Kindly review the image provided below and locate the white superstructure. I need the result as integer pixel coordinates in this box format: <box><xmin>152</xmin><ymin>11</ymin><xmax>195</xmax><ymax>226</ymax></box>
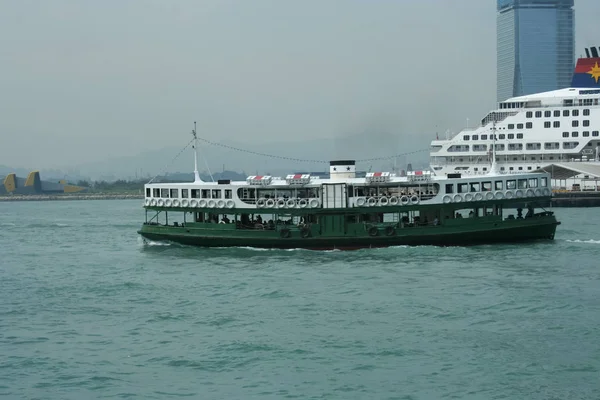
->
<box><xmin>430</xmin><ymin>87</ymin><xmax>600</xmax><ymax>188</ymax></box>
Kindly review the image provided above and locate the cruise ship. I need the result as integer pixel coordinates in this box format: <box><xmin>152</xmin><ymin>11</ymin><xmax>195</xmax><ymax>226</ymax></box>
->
<box><xmin>430</xmin><ymin>47</ymin><xmax>600</xmax><ymax>190</ymax></box>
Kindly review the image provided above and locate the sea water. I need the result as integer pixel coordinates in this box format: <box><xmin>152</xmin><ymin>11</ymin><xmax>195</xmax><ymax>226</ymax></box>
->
<box><xmin>1</xmin><ymin>200</ymin><xmax>599</xmax><ymax>399</ymax></box>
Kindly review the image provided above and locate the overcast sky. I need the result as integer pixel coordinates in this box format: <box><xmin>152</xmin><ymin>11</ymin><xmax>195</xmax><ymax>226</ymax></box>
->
<box><xmin>1</xmin><ymin>0</ymin><xmax>599</xmax><ymax>171</ymax></box>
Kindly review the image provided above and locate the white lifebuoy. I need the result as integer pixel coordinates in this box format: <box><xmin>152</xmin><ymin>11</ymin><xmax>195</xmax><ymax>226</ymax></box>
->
<box><xmin>443</xmin><ymin>195</ymin><xmax>452</xmax><ymax>204</ymax></box>
<box><xmin>298</xmin><ymin>199</ymin><xmax>308</xmax><ymax>208</ymax></box>
<box><xmin>276</xmin><ymin>199</ymin><xmax>286</xmax><ymax>208</ymax></box>
<box><xmin>543</xmin><ymin>188</ymin><xmax>551</xmax><ymax>196</ymax></box>
<box><xmin>226</xmin><ymin>200</ymin><xmax>235</xmax><ymax>209</ymax></box>
<box><xmin>485</xmin><ymin>192</ymin><xmax>494</xmax><ymax>200</ymax></box>
<box><xmin>389</xmin><ymin>196</ymin><xmax>399</xmax><ymax>205</ymax></box>
<box><xmin>145</xmin><ymin>199</ymin><xmax>151</xmax><ymax>206</ymax></box>
<box><xmin>505</xmin><ymin>190</ymin><xmax>514</xmax><ymax>199</ymax></box>
<box><xmin>400</xmin><ymin>196</ymin><xmax>409</xmax><ymax>205</ymax></box>
<box><xmin>474</xmin><ymin>193</ymin><xmax>483</xmax><ymax>201</ymax></box>
<box><xmin>217</xmin><ymin>200</ymin><xmax>225</xmax><ymax>208</ymax></box>
<box><xmin>410</xmin><ymin>195</ymin><xmax>419</xmax><ymax>205</ymax></box>
<box><xmin>367</xmin><ymin>197</ymin><xmax>377</xmax><ymax>207</ymax></box>
<box><xmin>515</xmin><ymin>189</ymin><xmax>524</xmax><ymax>198</ymax></box>
<box><xmin>190</xmin><ymin>199</ymin><xmax>198</xmax><ymax>207</ymax></box>
<box><xmin>181</xmin><ymin>199</ymin><xmax>189</xmax><ymax>207</ymax></box>
<box><xmin>257</xmin><ymin>198</ymin><xmax>266</xmax><ymax>208</ymax></box>
<box><xmin>157</xmin><ymin>199</ymin><xmax>164</xmax><ymax>207</ymax></box>
<box><xmin>495</xmin><ymin>191</ymin><xmax>504</xmax><ymax>200</ymax></box>
<box><xmin>526</xmin><ymin>189</ymin><xmax>535</xmax><ymax>198</ymax></box>
<box><xmin>165</xmin><ymin>199</ymin><xmax>172</xmax><ymax>207</ymax></box>
<box><xmin>309</xmin><ymin>199</ymin><xmax>320</xmax><ymax>208</ymax></box>
<box><xmin>266</xmin><ymin>199</ymin><xmax>275</xmax><ymax>208</ymax></box>
<box><xmin>208</xmin><ymin>200</ymin><xmax>216</xmax><ymax>208</ymax></box>
<box><xmin>198</xmin><ymin>199</ymin><xmax>207</xmax><ymax>207</ymax></box>
<box><xmin>356</xmin><ymin>197</ymin><xmax>366</xmax><ymax>207</ymax></box>
<box><xmin>172</xmin><ymin>199</ymin><xmax>180</xmax><ymax>207</ymax></box>
<box><xmin>535</xmin><ymin>188</ymin><xmax>542</xmax><ymax>197</ymax></box>
<box><xmin>464</xmin><ymin>193</ymin><xmax>474</xmax><ymax>202</ymax></box>
<box><xmin>286</xmin><ymin>199</ymin><xmax>296</xmax><ymax>208</ymax></box>
<box><xmin>150</xmin><ymin>199</ymin><xmax>157</xmax><ymax>206</ymax></box>
<box><xmin>453</xmin><ymin>194</ymin><xmax>463</xmax><ymax>203</ymax></box>
<box><xmin>379</xmin><ymin>197</ymin><xmax>389</xmax><ymax>206</ymax></box>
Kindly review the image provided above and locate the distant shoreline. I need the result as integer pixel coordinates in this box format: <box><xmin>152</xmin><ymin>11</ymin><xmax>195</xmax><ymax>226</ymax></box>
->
<box><xmin>0</xmin><ymin>194</ymin><xmax>143</xmax><ymax>202</ymax></box>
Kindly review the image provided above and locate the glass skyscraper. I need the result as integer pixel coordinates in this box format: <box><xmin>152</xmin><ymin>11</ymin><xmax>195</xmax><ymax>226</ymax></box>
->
<box><xmin>497</xmin><ymin>0</ymin><xmax>574</xmax><ymax>102</ymax></box>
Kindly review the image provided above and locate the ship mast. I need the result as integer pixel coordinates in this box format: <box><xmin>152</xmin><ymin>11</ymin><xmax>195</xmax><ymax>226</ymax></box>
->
<box><xmin>489</xmin><ymin>113</ymin><xmax>499</xmax><ymax>175</ymax></box>
<box><xmin>192</xmin><ymin>121</ymin><xmax>203</xmax><ymax>183</ymax></box>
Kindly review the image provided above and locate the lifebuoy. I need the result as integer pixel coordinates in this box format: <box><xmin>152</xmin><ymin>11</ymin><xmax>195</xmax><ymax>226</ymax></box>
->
<box><xmin>485</xmin><ymin>192</ymin><xmax>494</xmax><ymax>200</ymax></box>
<box><xmin>172</xmin><ymin>199</ymin><xmax>180</xmax><ymax>207</ymax></box>
<box><xmin>389</xmin><ymin>196</ymin><xmax>399</xmax><ymax>205</ymax></box>
<box><xmin>356</xmin><ymin>197</ymin><xmax>366</xmax><ymax>207</ymax></box>
<box><xmin>543</xmin><ymin>188</ymin><xmax>551</xmax><ymax>196</ymax></box>
<box><xmin>453</xmin><ymin>194</ymin><xmax>463</xmax><ymax>203</ymax></box>
<box><xmin>505</xmin><ymin>190</ymin><xmax>514</xmax><ymax>199</ymax></box>
<box><xmin>208</xmin><ymin>200</ymin><xmax>216</xmax><ymax>208</ymax></box>
<box><xmin>226</xmin><ymin>200</ymin><xmax>235</xmax><ymax>209</ymax></box>
<box><xmin>474</xmin><ymin>193</ymin><xmax>483</xmax><ymax>201</ymax></box>
<box><xmin>443</xmin><ymin>195</ymin><xmax>452</xmax><ymax>204</ymax></box>
<box><xmin>150</xmin><ymin>199</ymin><xmax>157</xmax><ymax>206</ymax></box>
<box><xmin>277</xmin><ymin>199</ymin><xmax>286</xmax><ymax>208</ymax></box>
<box><xmin>217</xmin><ymin>200</ymin><xmax>225</xmax><ymax>208</ymax></box>
<box><xmin>368</xmin><ymin>226</ymin><xmax>379</xmax><ymax>236</ymax></box>
<box><xmin>145</xmin><ymin>199</ymin><xmax>151</xmax><ymax>206</ymax></box>
<box><xmin>400</xmin><ymin>196</ymin><xmax>409</xmax><ymax>205</ymax></box>
<box><xmin>367</xmin><ymin>197</ymin><xmax>377</xmax><ymax>207</ymax></box>
<box><xmin>535</xmin><ymin>188</ymin><xmax>542</xmax><ymax>197</ymax></box>
<box><xmin>495</xmin><ymin>191</ymin><xmax>504</xmax><ymax>200</ymax></box>
<box><xmin>379</xmin><ymin>197</ymin><xmax>389</xmax><ymax>206</ymax></box>
<box><xmin>410</xmin><ymin>195</ymin><xmax>419</xmax><ymax>205</ymax></box>
<box><xmin>198</xmin><ymin>199</ymin><xmax>207</xmax><ymax>207</ymax></box>
<box><xmin>280</xmin><ymin>228</ymin><xmax>291</xmax><ymax>238</ymax></box>
<box><xmin>257</xmin><ymin>198</ymin><xmax>266</xmax><ymax>208</ymax></box>
<box><xmin>157</xmin><ymin>199</ymin><xmax>164</xmax><ymax>207</ymax></box>
<box><xmin>286</xmin><ymin>199</ymin><xmax>296</xmax><ymax>208</ymax></box>
<box><xmin>464</xmin><ymin>193</ymin><xmax>473</xmax><ymax>202</ymax></box>
<box><xmin>515</xmin><ymin>189</ymin><xmax>524</xmax><ymax>198</ymax></box>
<box><xmin>309</xmin><ymin>199</ymin><xmax>320</xmax><ymax>208</ymax></box>
<box><xmin>385</xmin><ymin>225</ymin><xmax>395</xmax><ymax>236</ymax></box>
<box><xmin>300</xmin><ymin>227</ymin><xmax>311</xmax><ymax>238</ymax></box>
<box><xmin>526</xmin><ymin>189</ymin><xmax>535</xmax><ymax>197</ymax></box>
<box><xmin>181</xmin><ymin>199</ymin><xmax>189</xmax><ymax>207</ymax></box>
<box><xmin>190</xmin><ymin>199</ymin><xmax>198</xmax><ymax>207</ymax></box>
<box><xmin>266</xmin><ymin>199</ymin><xmax>275</xmax><ymax>208</ymax></box>
<box><xmin>165</xmin><ymin>199</ymin><xmax>172</xmax><ymax>207</ymax></box>
<box><xmin>298</xmin><ymin>199</ymin><xmax>308</xmax><ymax>208</ymax></box>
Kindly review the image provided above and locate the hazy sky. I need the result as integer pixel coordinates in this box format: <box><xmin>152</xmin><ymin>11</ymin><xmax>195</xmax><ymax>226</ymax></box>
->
<box><xmin>1</xmin><ymin>0</ymin><xmax>599</xmax><ymax>172</ymax></box>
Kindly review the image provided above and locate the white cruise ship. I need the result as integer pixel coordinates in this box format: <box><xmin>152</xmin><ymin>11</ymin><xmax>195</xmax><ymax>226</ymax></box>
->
<box><xmin>430</xmin><ymin>49</ymin><xmax>600</xmax><ymax>190</ymax></box>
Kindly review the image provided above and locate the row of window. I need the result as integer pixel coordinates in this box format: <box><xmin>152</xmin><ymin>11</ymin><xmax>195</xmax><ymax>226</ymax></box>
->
<box><xmin>450</xmin><ymin>141</ymin><xmax>585</xmax><ymax>152</ymax></box>
<box><xmin>148</xmin><ymin>188</ymin><xmax>233</xmax><ymax>199</ymax></box>
<box><xmin>527</xmin><ymin>109</ymin><xmax>592</xmax><ymax>118</ymax></box>
<box><xmin>463</xmin><ymin>130</ymin><xmax>600</xmax><ymax>142</ymax></box>
<box><xmin>562</xmin><ymin>131</ymin><xmax>599</xmax><ymax>138</ymax></box>
<box><xmin>445</xmin><ymin>177</ymin><xmax>548</xmax><ymax>194</ymax></box>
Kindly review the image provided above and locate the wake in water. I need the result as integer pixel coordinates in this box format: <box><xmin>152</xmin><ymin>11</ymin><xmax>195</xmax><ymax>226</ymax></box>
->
<box><xmin>565</xmin><ymin>239</ymin><xmax>600</xmax><ymax>244</ymax></box>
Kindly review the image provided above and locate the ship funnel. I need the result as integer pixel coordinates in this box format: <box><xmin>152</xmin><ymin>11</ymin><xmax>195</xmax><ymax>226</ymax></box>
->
<box><xmin>329</xmin><ymin>160</ymin><xmax>356</xmax><ymax>180</ymax></box>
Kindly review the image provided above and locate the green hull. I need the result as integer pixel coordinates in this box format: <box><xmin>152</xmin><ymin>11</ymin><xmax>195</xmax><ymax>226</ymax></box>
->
<box><xmin>138</xmin><ymin>215</ymin><xmax>560</xmax><ymax>250</ymax></box>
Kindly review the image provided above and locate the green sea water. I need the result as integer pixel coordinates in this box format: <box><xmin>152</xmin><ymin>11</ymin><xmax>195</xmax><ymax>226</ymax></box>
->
<box><xmin>1</xmin><ymin>200</ymin><xmax>599</xmax><ymax>399</ymax></box>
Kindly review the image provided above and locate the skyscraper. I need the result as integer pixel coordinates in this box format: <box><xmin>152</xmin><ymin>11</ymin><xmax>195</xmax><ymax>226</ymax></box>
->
<box><xmin>497</xmin><ymin>0</ymin><xmax>574</xmax><ymax>102</ymax></box>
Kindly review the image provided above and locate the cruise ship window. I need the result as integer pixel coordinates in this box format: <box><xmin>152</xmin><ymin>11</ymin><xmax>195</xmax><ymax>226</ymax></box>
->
<box><xmin>583</xmin><ymin>109</ymin><xmax>590</xmax><ymax>116</ymax></box>
<box><xmin>500</xmin><ymin>167</ymin><xmax>505</xmax><ymax>171</ymax></box>
<box><xmin>495</xmin><ymin>181</ymin><xmax>503</xmax><ymax>190</ymax></box>
<box><xmin>181</xmin><ymin>189</ymin><xmax>189</xmax><ymax>198</ymax></box>
<box><xmin>562</xmin><ymin>132</ymin><xmax>569</xmax><ymax>138</ymax></box>
<box><xmin>516</xmin><ymin>133</ymin><xmax>523</xmax><ymax>139</ymax></box>
<box><xmin>146</xmin><ymin>188</ymin><xmax>151</xmax><ymax>197</ymax></box>
<box><xmin>481</xmin><ymin>134</ymin><xmax>488</xmax><ymax>140</ymax></box>
<box><xmin>527</xmin><ymin>167</ymin><xmax>532</xmax><ymax>170</ymax></box>
<box><xmin>535</xmin><ymin>111</ymin><xmax>542</xmax><ymax>118</ymax></box>
<box><xmin>508</xmin><ymin>133</ymin><xmax>514</xmax><ymax>139</ymax></box>
<box><xmin>593</xmin><ymin>131</ymin><xmax>599</xmax><ymax>137</ymax></box>
<box><xmin>463</xmin><ymin>135</ymin><xmax>470</xmax><ymax>140</ymax></box>
<box><xmin>499</xmin><ymin>134</ymin><xmax>505</xmax><ymax>139</ymax></box>
<box><xmin>572</xmin><ymin>132</ymin><xmax>579</xmax><ymax>138</ymax></box>
<box><xmin>544</xmin><ymin>111</ymin><xmax>551</xmax><ymax>118</ymax></box>
<box><xmin>509</xmin><ymin>167</ymin><xmax>514</xmax><ymax>170</ymax></box>
<box><xmin>572</xmin><ymin>110</ymin><xmax>579</xmax><ymax>117</ymax></box>
<box><xmin>583</xmin><ymin>120</ymin><xmax>590</xmax><ymax>127</ymax></box>
<box><xmin>544</xmin><ymin>122</ymin><xmax>551</xmax><ymax>128</ymax></box>
<box><xmin>554</xmin><ymin>110</ymin><xmax>560</xmax><ymax>117</ymax></box>
<box><xmin>170</xmin><ymin>189</ymin><xmax>179</xmax><ymax>198</ymax></box>
<box><xmin>526</xmin><ymin>122</ymin><xmax>532</xmax><ymax>129</ymax></box>
<box><xmin>161</xmin><ymin>189</ymin><xmax>169</xmax><ymax>198</ymax></box>
<box><xmin>526</xmin><ymin>112</ymin><xmax>532</xmax><ymax>118</ymax></box>
<box><xmin>584</xmin><ymin>99</ymin><xmax>593</xmax><ymax>106</ymax></box>
<box><xmin>517</xmin><ymin>123</ymin><xmax>524</xmax><ymax>129</ymax></box>
<box><xmin>472</xmin><ymin>135</ymin><xmax>479</xmax><ymax>140</ymax></box>
<box><xmin>553</xmin><ymin>121</ymin><xmax>560</xmax><ymax>128</ymax></box>
<box><xmin>474</xmin><ymin>167</ymin><xmax>478</xmax><ymax>171</ymax></box>
<box><xmin>572</xmin><ymin>121</ymin><xmax>579</xmax><ymax>127</ymax></box>
<box><xmin>583</xmin><ymin>131</ymin><xmax>590</xmax><ymax>137</ymax></box>
<box><xmin>563</xmin><ymin>110</ymin><xmax>570</xmax><ymax>117</ymax></box>
<box><xmin>518</xmin><ymin>167</ymin><xmax>523</xmax><ymax>171</ymax></box>
<box><xmin>508</xmin><ymin>124</ymin><xmax>514</xmax><ymax>129</ymax></box>
<box><xmin>483</xmin><ymin>167</ymin><xmax>487</xmax><ymax>171</ymax></box>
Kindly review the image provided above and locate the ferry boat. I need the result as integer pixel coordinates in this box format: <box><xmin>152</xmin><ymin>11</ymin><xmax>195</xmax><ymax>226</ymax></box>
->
<box><xmin>138</xmin><ymin>132</ymin><xmax>560</xmax><ymax>250</ymax></box>
<box><xmin>430</xmin><ymin>47</ymin><xmax>600</xmax><ymax>190</ymax></box>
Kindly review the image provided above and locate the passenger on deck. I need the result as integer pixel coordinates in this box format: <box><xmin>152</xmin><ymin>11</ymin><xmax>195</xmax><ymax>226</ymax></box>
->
<box><xmin>433</xmin><ymin>217</ymin><xmax>439</xmax><ymax>226</ymax></box>
<box><xmin>455</xmin><ymin>212</ymin><xmax>462</xmax><ymax>219</ymax></box>
<box><xmin>517</xmin><ymin>208</ymin><xmax>523</xmax><ymax>219</ymax></box>
<box><xmin>525</xmin><ymin>205</ymin><xmax>534</xmax><ymax>218</ymax></box>
<box><xmin>222</xmin><ymin>215</ymin><xmax>230</xmax><ymax>224</ymax></box>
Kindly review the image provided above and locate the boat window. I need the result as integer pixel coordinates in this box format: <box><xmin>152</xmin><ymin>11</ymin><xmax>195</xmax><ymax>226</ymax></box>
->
<box><xmin>146</xmin><ymin>188</ymin><xmax>151</xmax><ymax>197</ymax></box>
<box><xmin>535</xmin><ymin>111</ymin><xmax>542</xmax><ymax>118</ymax></box>
<box><xmin>516</xmin><ymin>133</ymin><xmax>523</xmax><ymax>139</ymax></box>
<box><xmin>153</xmin><ymin>188</ymin><xmax>160</xmax><ymax>197</ymax></box>
<box><xmin>457</xmin><ymin>183</ymin><xmax>468</xmax><ymax>193</ymax></box>
<box><xmin>544</xmin><ymin>122</ymin><xmax>551</xmax><ymax>128</ymax></box>
<box><xmin>554</xmin><ymin>110</ymin><xmax>560</xmax><ymax>117</ymax></box>
<box><xmin>583</xmin><ymin>131</ymin><xmax>590</xmax><ymax>137</ymax></box>
<box><xmin>525</xmin><ymin>122</ymin><xmax>532</xmax><ymax>129</ymax></box>
<box><xmin>170</xmin><ymin>189</ymin><xmax>179</xmax><ymax>198</ymax></box>
<box><xmin>495</xmin><ymin>181</ymin><xmax>503</xmax><ymax>190</ymax></box>
<box><xmin>201</xmin><ymin>189</ymin><xmax>210</xmax><ymax>198</ymax></box>
<box><xmin>212</xmin><ymin>189</ymin><xmax>222</xmax><ymax>199</ymax></box>
<box><xmin>160</xmin><ymin>189</ymin><xmax>169</xmax><ymax>198</ymax></box>
<box><xmin>463</xmin><ymin>135</ymin><xmax>470</xmax><ymax>141</ymax></box>
<box><xmin>593</xmin><ymin>131</ymin><xmax>599</xmax><ymax>137</ymax></box>
<box><xmin>584</xmin><ymin>109</ymin><xmax>590</xmax><ymax>116</ymax></box>
<box><xmin>544</xmin><ymin>111</ymin><xmax>551</xmax><ymax>117</ymax></box>
<box><xmin>572</xmin><ymin>110</ymin><xmax>579</xmax><ymax>117</ymax></box>
<box><xmin>506</xmin><ymin>180</ymin><xmax>516</xmax><ymax>190</ymax></box>
<box><xmin>472</xmin><ymin>135</ymin><xmax>479</xmax><ymax>140</ymax></box>
<box><xmin>181</xmin><ymin>189</ymin><xmax>189</xmax><ymax>198</ymax></box>
<box><xmin>526</xmin><ymin>112</ymin><xmax>532</xmax><ymax>118</ymax></box>
<box><xmin>508</xmin><ymin>124</ymin><xmax>514</xmax><ymax>129</ymax></box>
<box><xmin>481</xmin><ymin>134</ymin><xmax>488</xmax><ymax>140</ymax></box>
<box><xmin>583</xmin><ymin>120</ymin><xmax>590</xmax><ymax>127</ymax></box>
<box><xmin>508</xmin><ymin>134</ymin><xmax>514</xmax><ymax>139</ymax></box>
<box><xmin>541</xmin><ymin>177</ymin><xmax>548</xmax><ymax>187</ymax></box>
<box><xmin>517</xmin><ymin>124</ymin><xmax>524</xmax><ymax>129</ymax></box>
<box><xmin>518</xmin><ymin>179</ymin><xmax>527</xmax><ymax>189</ymax></box>
<box><xmin>482</xmin><ymin>182</ymin><xmax>492</xmax><ymax>191</ymax></box>
<box><xmin>470</xmin><ymin>182</ymin><xmax>480</xmax><ymax>192</ymax></box>
<box><xmin>191</xmin><ymin>189</ymin><xmax>200</xmax><ymax>198</ymax></box>
<box><xmin>445</xmin><ymin>184</ymin><xmax>454</xmax><ymax>194</ymax></box>
<box><xmin>499</xmin><ymin>134</ymin><xmax>505</xmax><ymax>139</ymax></box>
<box><xmin>572</xmin><ymin>121</ymin><xmax>579</xmax><ymax>127</ymax></box>
<box><xmin>224</xmin><ymin>189</ymin><xmax>232</xmax><ymax>199</ymax></box>
<box><xmin>528</xmin><ymin>178</ymin><xmax>538</xmax><ymax>188</ymax></box>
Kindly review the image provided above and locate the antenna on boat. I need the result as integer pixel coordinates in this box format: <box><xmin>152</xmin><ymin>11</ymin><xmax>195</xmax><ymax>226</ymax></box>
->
<box><xmin>489</xmin><ymin>113</ymin><xmax>499</xmax><ymax>175</ymax></box>
<box><xmin>191</xmin><ymin>121</ymin><xmax>203</xmax><ymax>183</ymax></box>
